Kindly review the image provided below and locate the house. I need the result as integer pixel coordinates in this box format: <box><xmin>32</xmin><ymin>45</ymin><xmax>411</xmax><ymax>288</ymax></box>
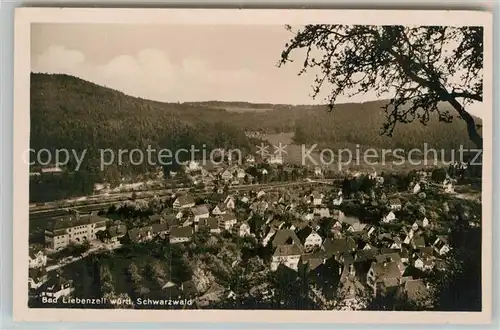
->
<box><xmin>39</xmin><ymin>276</ymin><xmax>74</xmax><ymax>299</ymax></box>
<box><xmin>411</xmin><ymin>236</ymin><xmax>426</xmax><ymax>249</ymax></box>
<box><xmin>271</xmin><ymin>229</ymin><xmax>303</xmax><ymax>249</ymax></box>
<box><xmin>212</xmin><ymin>203</ymin><xmax>228</xmax><ymax>215</ymax></box>
<box><xmin>314</xmin><ymin>167</ymin><xmax>323</xmax><ymax>176</ymax></box>
<box><xmin>313</xmin><ymin>207</ymin><xmax>331</xmax><ymax>219</ymax></box>
<box><xmin>322</xmin><ymin>237</ymin><xmax>356</xmax><ymax>260</ymax></box>
<box><xmin>127</xmin><ymin>226</ymin><xmax>153</xmax><ymax>243</ymax></box>
<box><xmin>224</xmin><ymin>195</ymin><xmax>236</xmax><ymax>209</ymax></box>
<box><xmin>240</xmin><ymin>196</ymin><xmax>250</xmax><ymax>204</ymax></box>
<box><xmin>107</xmin><ymin>224</ymin><xmax>128</xmax><ymax>243</ymax></box>
<box><xmin>197</xmin><ymin>282</ymin><xmax>226</xmax><ymax>307</ymax></box>
<box><xmin>399</xmin><ymin>278</ymin><xmax>432</xmax><ymax>308</ymax></box>
<box><xmin>191</xmin><ymin>204</ymin><xmax>210</xmax><ymax>222</ymax></box>
<box><xmin>433</xmin><ymin>236</ymin><xmax>451</xmax><ymax>256</ymax></box>
<box><xmin>389</xmin><ymin>199</ymin><xmax>402</xmax><ymax>211</ymax></box>
<box><xmin>148</xmin><ymin>214</ymin><xmax>162</xmax><ymax>223</ymax></box>
<box><xmin>309</xmin><ymin>192</ymin><xmax>323</xmax><ymax>206</ymax></box>
<box><xmin>366</xmin><ymin>226</ymin><xmax>376</xmax><ymax>237</ymax></box>
<box><xmin>236</xmin><ymin>221</ymin><xmax>251</xmax><ymax>237</ymax></box>
<box><xmin>271</xmin><ymin>244</ymin><xmax>303</xmax><ymax>271</ymax></box>
<box><xmin>411</xmin><ymin>221</ymin><xmax>420</xmax><ymax>231</ymax></box>
<box><xmin>163</xmin><ymin>213</ymin><xmax>181</xmax><ymax>229</ymax></box>
<box><xmin>185</xmin><ymin>160</ymin><xmax>201</xmax><ymax>172</ymax></box>
<box><xmin>45</xmin><ymin>213</ymin><xmax>107</xmax><ymax>250</ymax></box>
<box><xmin>413</xmin><ymin>182</ymin><xmax>421</xmax><ymax>194</ymax></box>
<box><xmin>332</xmin><ymin>196</ymin><xmax>343</xmax><ymax>206</ymax></box>
<box><xmin>297</xmin><ymin>226</ymin><xmax>323</xmax><ymax>252</ymax></box>
<box><xmin>375</xmin><ymin>253</ymin><xmax>406</xmax><ymax>274</ymax></box>
<box><xmin>414</xmin><ymin>254</ymin><xmax>435</xmax><ymax>271</ymax></box>
<box><xmin>269</xmin><ymin>219</ymin><xmax>286</xmax><ymax>231</ymax></box>
<box><xmin>218</xmin><ymin>212</ymin><xmax>237</xmax><ymax>231</ymax></box>
<box><xmin>169</xmin><ymin>226</ymin><xmax>194</xmax><ymax>244</ymax></box>
<box><xmin>389</xmin><ymin>237</ymin><xmax>402</xmax><ymax>250</ymax></box>
<box><xmin>152</xmin><ymin>222</ymin><xmax>169</xmax><ymax>238</ymax></box>
<box><xmin>29</xmin><ymin>247</ymin><xmax>47</xmax><ymax>269</ymax></box>
<box><xmin>347</xmin><ymin>222</ymin><xmax>367</xmax><ymax>233</ymax></box>
<box><xmin>422</xmin><ymin>217</ymin><xmax>430</xmax><ymax>228</ymax></box>
<box><xmin>267</xmin><ymin>155</ymin><xmax>283</xmax><ymax>165</ymax></box>
<box><xmin>332</xmin><ymin>220</ymin><xmax>343</xmax><ymax>230</ymax></box>
<box><xmin>338</xmin><ymin>213</ymin><xmax>360</xmax><ymax>227</ymax></box>
<box><xmin>299</xmin><ymin>251</ymin><xmax>326</xmax><ymax>273</ymax></box>
<box><xmin>221</xmin><ymin>169</ymin><xmax>233</xmax><ymax>182</ymax></box>
<box><xmin>366</xmin><ymin>259</ymin><xmax>404</xmax><ymax>296</ymax></box>
<box><xmin>303</xmin><ymin>212</ymin><xmax>315</xmax><ymax>221</ymax></box>
<box><xmin>199</xmin><ymin>217</ymin><xmax>221</xmax><ymax>234</ymax></box>
<box><xmin>261</xmin><ymin>168</ymin><xmax>268</xmax><ymax>175</ymax></box>
<box><xmin>235</xmin><ymin>168</ymin><xmax>246</xmax><ymax>179</ymax></box>
<box><xmin>261</xmin><ymin>228</ymin><xmax>277</xmax><ymax>247</ymax></box>
<box><xmin>173</xmin><ymin>195</ymin><xmax>196</xmax><ymax>210</ymax></box>
<box><xmin>399</xmin><ymin>248</ymin><xmax>410</xmax><ymax>264</ymax></box>
<box><xmin>382</xmin><ymin>211</ymin><xmax>396</xmax><ymax>223</ymax></box>
<box><xmin>181</xmin><ymin>280</ymin><xmax>199</xmax><ymax>298</ymax></box>
<box><xmin>257</xmin><ymin>190</ymin><xmax>266</xmax><ymax>199</ymax></box>
<box><xmin>403</xmin><ymin>228</ymin><xmax>415</xmax><ymax>244</ymax></box>
<box><xmin>28</xmin><ymin>268</ymin><xmax>48</xmax><ymax>290</ymax></box>
<box><xmin>245</xmin><ymin>155</ymin><xmax>255</xmax><ymax>164</ymax></box>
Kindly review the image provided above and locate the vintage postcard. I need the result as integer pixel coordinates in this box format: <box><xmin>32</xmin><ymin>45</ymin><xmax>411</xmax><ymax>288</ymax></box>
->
<box><xmin>13</xmin><ymin>7</ymin><xmax>492</xmax><ymax>324</ymax></box>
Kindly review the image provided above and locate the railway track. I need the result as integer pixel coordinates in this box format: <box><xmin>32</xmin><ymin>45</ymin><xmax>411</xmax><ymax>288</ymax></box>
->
<box><xmin>29</xmin><ymin>179</ymin><xmax>339</xmax><ymax>221</ymax></box>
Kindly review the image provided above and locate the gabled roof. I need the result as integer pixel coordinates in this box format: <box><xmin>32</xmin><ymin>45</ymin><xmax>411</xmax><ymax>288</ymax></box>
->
<box><xmin>170</xmin><ymin>226</ymin><xmax>193</xmax><ymax>238</ymax></box>
<box><xmin>322</xmin><ymin>237</ymin><xmax>356</xmax><ymax>256</ymax></box>
<box><xmin>148</xmin><ymin>214</ymin><xmax>162</xmax><ymax>223</ymax></box>
<box><xmin>191</xmin><ymin>204</ymin><xmax>210</xmax><ymax>216</ymax></box>
<box><xmin>175</xmin><ymin>194</ymin><xmax>195</xmax><ymax>206</ymax></box>
<box><xmin>314</xmin><ymin>208</ymin><xmax>331</xmax><ymax>218</ymax></box>
<box><xmin>338</xmin><ymin>214</ymin><xmax>360</xmax><ymax>226</ymax></box>
<box><xmin>271</xmin><ymin>229</ymin><xmax>302</xmax><ymax>248</ymax></box>
<box><xmin>213</xmin><ymin>202</ymin><xmax>228</xmax><ymax>212</ymax></box>
<box><xmin>219</xmin><ymin>212</ymin><xmax>236</xmax><ymax>222</ymax></box>
<box><xmin>296</xmin><ymin>226</ymin><xmax>320</xmax><ymax>244</ymax></box>
<box><xmin>128</xmin><ymin>226</ymin><xmax>153</xmax><ymax>241</ymax></box>
<box><xmin>107</xmin><ymin>224</ymin><xmax>128</xmax><ymax>237</ymax></box>
<box><xmin>311</xmin><ymin>192</ymin><xmax>323</xmax><ymax>199</ymax></box>
<box><xmin>375</xmin><ymin>253</ymin><xmax>402</xmax><ymax>265</ymax></box>
<box><xmin>47</xmin><ymin>214</ymin><xmax>107</xmax><ymax>231</ymax></box>
<box><xmin>29</xmin><ymin>245</ymin><xmax>45</xmax><ymax>259</ymax></box>
<box><xmin>152</xmin><ymin>222</ymin><xmax>168</xmax><ymax>233</ymax></box>
<box><xmin>412</xmin><ymin>236</ymin><xmax>426</xmax><ymax>247</ymax></box>
<box><xmin>403</xmin><ymin>279</ymin><xmax>430</xmax><ymax>302</ymax></box>
<box><xmin>200</xmin><ymin>217</ymin><xmax>219</xmax><ymax>230</ymax></box>
<box><xmin>300</xmin><ymin>251</ymin><xmax>326</xmax><ymax>271</ymax></box>
<box><xmin>273</xmin><ymin>244</ymin><xmax>303</xmax><ymax>257</ymax></box>
<box><xmin>355</xmin><ymin>249</ymin><xmax>378</xmax><ymax>262</ymax></box>
<box><xmin>349</xmin><ymin>222</ymin><xmax>367</xmax><ymax>232</ymax></box>
<box><xmin>370</xmin><ymin>261</ymin><xmax>402</xmax><ymax>281</ymax></box>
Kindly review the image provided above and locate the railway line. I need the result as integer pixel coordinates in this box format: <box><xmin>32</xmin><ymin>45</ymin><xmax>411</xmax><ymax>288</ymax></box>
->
<box><xmin>29</xmin><ymin>179</ymin><xmax>339</xmax><ymax>222</ymax></box>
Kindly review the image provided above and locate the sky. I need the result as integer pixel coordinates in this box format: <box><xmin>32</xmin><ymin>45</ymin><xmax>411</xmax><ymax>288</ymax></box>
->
<box><xmin>31</xmin><ymin>23</ymin><xmax>484</xmax><ymax>117</ymax></box>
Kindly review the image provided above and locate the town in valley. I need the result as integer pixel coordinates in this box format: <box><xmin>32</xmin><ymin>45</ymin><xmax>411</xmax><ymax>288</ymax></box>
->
<box><xmin>28</xmin><ymin>150</ymin><xmax>482</xmax><ymax>311</ymax></box>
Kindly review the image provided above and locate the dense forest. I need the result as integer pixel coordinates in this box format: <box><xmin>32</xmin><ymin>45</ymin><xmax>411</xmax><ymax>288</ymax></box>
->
<box><xmin>30</xmin><ymin>73</ymin><xmax>479</xmax><ymax>201</ymax></box>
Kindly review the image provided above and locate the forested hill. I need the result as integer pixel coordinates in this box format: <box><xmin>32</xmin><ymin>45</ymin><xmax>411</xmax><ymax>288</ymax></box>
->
<box><xmin>190</xmin><ymin>101</ymin><xmax>482</xmax><ymax>151</ymax></box>
<box><xmin>30</xmin><ymin>73</ymin><xmax>254</xmax><ymax>159</ymax></box>
<box><xmin>31</xmin><ymin>73</ymin><xmax>480</xmax><ymax>158</ymax></box>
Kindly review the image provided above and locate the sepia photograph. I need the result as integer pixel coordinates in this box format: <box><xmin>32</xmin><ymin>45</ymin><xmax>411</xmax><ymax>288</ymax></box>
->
<box><xmin>13</xmin><ymin>8</ymin><xmax>492</xmax><ymax>324</ymax></box>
